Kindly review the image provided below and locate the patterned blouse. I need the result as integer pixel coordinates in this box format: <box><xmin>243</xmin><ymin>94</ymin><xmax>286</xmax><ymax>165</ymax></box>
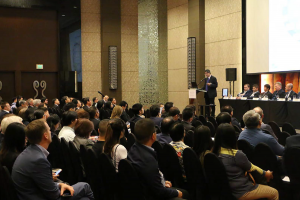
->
<box><xmin>170</xmin><ymin>141</ymin><xmax>190</xmax><ymax>181</ymax></box>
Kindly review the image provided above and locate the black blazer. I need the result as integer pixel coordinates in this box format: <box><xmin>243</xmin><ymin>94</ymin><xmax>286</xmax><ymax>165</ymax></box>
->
<box><xmin>181</xmin><ymin>121</ymin><xmax>195</xmax><ymax>133</ymax></box>
<box><xmin>128</xmin><ymin>142</ymin><xmax>178</xmax><ymax>199</ymax></box>
<box><xmin>201</xmin><ymin>75</ymin><xmax>218</xmax><ymax>98</ymax></box>
<box><xmin>238</xmin><ymin>90</ymin><xmax>253</xmax><ymax>98</ymax></box>
<box><xmin>150</xmin><ymin>117</ymin><xmax>163</xmax><ymax>127</ymax></box>
<box><xmin>261</xmin><ymin>91</ymin><xmax>273</xmax><ymax>99</ymax></box>
<box><xmin>120</xmin><ymin>110</ymin><xmax>130</xmax><ymax>122</ymax></box>
<box><xmin>129</xmin><ymin>115</ymin><xmax>143</xmax><ymax>124</ymax></box>
<box><xmin>0</xmin><ymin>110</ymin><xmax>9</xmax><ymax>119</ymax></box>
<box><xmin>90</xmin><ymin>118</ymin><xmax>100</xmax><ymax>136</ymax></box>
<box><xmin>51</xmin><ymin>105</ymin><xmax>61</xmax><ymax>117</ymax></box>
<box><xmin>273</xmin><ymin>89</ymin><xmax>285</xmax><ymax>99</ymax></box>
<box><xmin>248</xmin><ymin>91</ymin><xmax>260</xmax><ymax>99</ymax></box>
<box><xmin>286</xmin><ymin>90</ymin><xmax>297</xmax><ymax>99</ymax></box>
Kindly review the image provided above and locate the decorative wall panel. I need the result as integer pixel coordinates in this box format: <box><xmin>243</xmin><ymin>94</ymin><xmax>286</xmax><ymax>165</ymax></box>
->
<box><xmin>109</xmin><ymin>46</ymin><xmax>118</xmax><ymax>89</ymax></box>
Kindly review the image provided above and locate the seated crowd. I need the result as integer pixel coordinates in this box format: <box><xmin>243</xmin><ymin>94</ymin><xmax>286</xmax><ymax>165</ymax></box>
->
<box><xmin>1</xmin><ymin>94</ymin><xmax>299</xmax><ymax>200</ymax></box>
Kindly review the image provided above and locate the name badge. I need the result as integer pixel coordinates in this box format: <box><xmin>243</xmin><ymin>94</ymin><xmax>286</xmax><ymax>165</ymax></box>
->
<box><xmin>278</xmin><ymin>98</ymin><xmax>286</xmax><ymax>101</ymax></box>
<box><xmin>230</xmin><ymin>97</ymin><xmax>237</xmax><ymax>100</ymax></box>
<box><xmin>223</xmin><ymin>97</ymin><xmax>229</xmax><ymax>99</ymax></box>
<box><xmin>262</xmin><ymin>97</ymin><xmax>268</xmax><ymax>101</ymax></box>
<box><xmin>241</xmin><ymin>97</ymin><xmax>247</xmax><ymax>100</ymax></box>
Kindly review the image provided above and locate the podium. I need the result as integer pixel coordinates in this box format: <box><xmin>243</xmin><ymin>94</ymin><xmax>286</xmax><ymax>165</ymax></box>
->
<box><xmin>189</xmin><ymin>88</ymin><xmax>215</xmax><ymax>117</ymax></box>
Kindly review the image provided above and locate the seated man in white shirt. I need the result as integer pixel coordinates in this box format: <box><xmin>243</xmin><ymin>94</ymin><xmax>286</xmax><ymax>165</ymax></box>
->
<box><xmin>58</xmin><ymin>111</ymin><xmax>78</xmax><ymax>142</ymax></box>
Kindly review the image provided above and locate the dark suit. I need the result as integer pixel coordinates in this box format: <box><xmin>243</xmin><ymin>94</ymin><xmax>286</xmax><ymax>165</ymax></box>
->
<box><xmin>51</xmin><ymin>105</ymin><xmax>61</xmax><ymax>117</ymax></box>
<box><xmin>231</xmin><ymin>117</ymin><xmax>241</xmax><ymax>130</ymax></box>
<box><xmin>83</xmin><ymin>105</ymin><xmax>90</xmax><ymax>112</ymax></box>
<box><xmin>261</xmin><ymin>123</ymin><xmax>278</xmax><ymax>141</ymax></box>
<box><xmin>0</xmin><ymin>110</ymin><xmax>9</xmax><ymax>119</ymax></box>
<box><xmin>120</xmin><ymin>110</ymin><xmax>130</xmax><ymax>122</ymax></box>
<box><xmin>12</xmin><ymin>144</ymin><xmax>94</xmax><ymax>200</ymax></box>
<box><xmin>90</xmin><ymin>118</ymin><xmax>100</xmax><ymax>136</ymax></box>
<box><xmin>261</xmin><ymin>91</ymin><xmax>273</xmax><ymax>99</ymax></box>
<box><xmin>128</xmin><ymin>142</ymin><xmax>178</xmax><ymax>199</ymax></box>
<box><xmin>285</xmin><ymin>90</ymin><xmax>297</xmax><ymax>99</ymax></box>
<box><xmin>273</xmin><ymin>89</ymin><xmax>286</xmax><ymax>99</ymax></box>
<box><xmin>238</xmin><ymin>90</ymin><xmax>253</xmax><ymax>98</ymax></box>
<box><xmin>248</xmin><ymin>91</ymin><xmax>260</xmax><ymax>99</ymax></box>
<box><xmin>181</xmin><ymin>121</ymin><xmax>195</xmax><ymax>133</ymax></box>
<box><xmin>129</xmin><ymin>115</ymin><xmax>143</xmax><ymax>124</ymax></box>
<box><xmin>150</xmin><ymin>117</ymin><xmax>163</xmax><ymax>127</ymax></box>
<box><xmin>156</xmin><ymin>133</ymin><xmax>172</xmax><ymax>145</ymax></box>
<box><xmin>201</xmin><ymin>75</ymin><xmax>218</xmax><ymax>117</ymax></box>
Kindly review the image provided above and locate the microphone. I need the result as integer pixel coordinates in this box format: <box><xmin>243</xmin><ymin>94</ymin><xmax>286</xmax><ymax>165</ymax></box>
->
<box><xmin>197</xmin><ymin>77</ymin><xmax>206</xmax><ymax>86</ymax></box>
<box><xmin>98</xmin><ymin>91</ymin><xmax>105</xmax><ymax>97</ymax></box>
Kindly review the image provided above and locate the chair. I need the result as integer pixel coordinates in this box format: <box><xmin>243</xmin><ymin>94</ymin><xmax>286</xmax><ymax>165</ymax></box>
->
<box><xmin>155</xmin><ymin>125</ymin><xmax>162</xmax><ymax>134</ymax></box>
<box><xmin>162</xmin><ymin>144</ymin><xmax>185</xmax><ymax>188</ymax></box>
<box><xmin>237</xmin><ymin>140</ymin><xmax>254</xmax><ymax>163</ymax></box>
<box><xmin>87</xmin><ymin>149</ymin><xmax>102</xmax><ymax>200</ymax></box>
<box><xmin>126</xmin><ymin>133</ymin><xmax>136</xmax><ymax>151</ymax></box>
<box><xmin>240</xmin><ymin>119</ymin><xmax>245</xmax><ymax>128</ymax></box>
<box><xmin>144</xmin><ymin>109</ymin><xmax>150</xmax><ymax>118</ymax></box>
<box><xmin>278</xmin><ymin>131</ymin><xmax>290</xmax><ymax>146</ymax></box>
<box><xmin>208</xmin><ymin>116</ymin><xmax>218</xmax><ymax>130</ymax></box>
<box><xmin>47</xmin><ymin>135</ymin><xmax>63</xmax><ymax>169</ymax></box>
<box><xmin>0</xmin><ymin>165</ymin><xmax>19</xmax><ymax>200</ymax></box>
<box><xmin>184</xmin><ymin>130</ymin><xmax>194</xmax><ymax>148</ymax></box>
<box><xmin>118</xmin><ymin>159</ymin><xmax>146</xmax><ymax>200</ymax></box>
<box><xmin>192</xmin><ymin>119</ymin><xmax>202</xmax><ymax>129</ymax></box>
<box><xmin>262</xmin><ymin>129</ymin><xmax>272</xmax><ymax>136</ymax></box>
<box><xmin>151</xmin><ymin>141</ymin><xmax>165</xmax><ymax>174</ymax></box>
<box><xmin>130</xmin><ymin>121</ymin><xmax>135</xmax><ymax>134</ymax></box>
<box><xmin>204</xmin><ymin>153</ymin><xmax>236</xmax><ymax>200</ymax></box>
<box><xmin>233</xmin><ymin>125</ymin><xmax>242</xmax><ymax>133</ymax></box>
<box><xmin>80</xmin><ymin>145</ymin><xmax>91</xmax><ymax>183</ymax></box>
<box><xmin>60</xmin><ymin>138</ymin><xmax>76</xmax><ymax>185</ymax></box>
<box><xmin>99</xmin><ymin>153</ymin><xmax>118</xmax><ymax>200</ymax></box>
<box><xmin>268</xmin><ymin>121</ymin><xmax>281</xmax><ymax>139</ymax></box>
<box><xmin>206</xmin><ymin>121</ymin><xmax>215</xmax><ymax>137</ymax></box>
<box><xmin>183</xmin><ymin>148</ymin><xmax>208</xmax><ymax>200</ymax></box>
<box><xmin>284</xmin><ymin>147</ymin><xmax>300</xmax><ymax>200</ymax></box>
<box><xmin>198</xmin><ymin>115</ymin><xmax>207</xmax><ymax>125</ymax></box>
<box><xmin>282</xmin><ymin>122</ymin><xmax>296</xmax><ymax>136</ymax></box>
<box><xmin>68</xmin><ymin>141</ymin><xmax>84</xmax><ymax>182</ymax></box>
<box><xmin>128</xmin><ymin>108</ymin><xmax>134</xmax><ymax>118</ymax></box>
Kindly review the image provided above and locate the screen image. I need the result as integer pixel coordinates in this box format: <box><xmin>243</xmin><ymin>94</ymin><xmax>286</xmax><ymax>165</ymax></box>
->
<box><xmin>247</xmin><ymin>0</ymin><xmax>300</xmax><ymax>74</ymax></box>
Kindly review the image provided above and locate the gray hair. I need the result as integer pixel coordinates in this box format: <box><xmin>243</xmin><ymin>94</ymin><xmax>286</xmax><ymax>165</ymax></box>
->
<box><xmin>243</xmin><ymin>110</ymin><xmax>261</xmax><ymax>129</ymax></box>
<box><xmin>275</xmin><ymin>82</ymin><xmax>282</xmax><ymax>88</ymax></box>
<box><xmin>1</xmin><ymin>116</ymin><xmax>23</xmax><ymax>134</ymax></box>
<box><xmin>253</xmin><ymin>107</ymin><xmax>263</xmax><ymax>118</ymax></box>
<box><xmin>19</xmin><ymin>100</ymin><xmax>26</xmax><ymax>106</ymax></box>
<box><xmin>287</xmin><ymin>83</ymin><xmax>293</xmax><ymax>89</ymax></box>
<box><xmin>33</xmin><ymin>99</ymin><xmax>41</xmax><ymax>106</ymax></box>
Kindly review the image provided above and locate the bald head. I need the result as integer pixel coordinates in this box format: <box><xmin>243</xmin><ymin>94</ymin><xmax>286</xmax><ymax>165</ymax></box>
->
<box><xmin>286</xmin><ymin>83</ymin><xmax>293</xmax><ymax>92</ymax></box>
<box><xmin>161</xmin><ymin>117</ymin><xmax>175</xmax><ymax>134</ymax></box>
<box><xmin>253</xmin><ymin>107</ymin><xmax>264</xmax><ymax>119</ymax></box>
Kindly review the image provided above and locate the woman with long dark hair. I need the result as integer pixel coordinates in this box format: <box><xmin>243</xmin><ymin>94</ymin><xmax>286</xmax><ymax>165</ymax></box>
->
<box><xmin>103</xmin><ymin>118</ymin><xmax>127</xmax><ymax>172</ymax></box>
<box><xmin>212</xmin><ymin>124</ymin><xmax>278</xmax><ymax>200</ymax></box>
<box><xmin>0</xmin><ymin>123</ymin><xmax>26</xmax><ymax>173</ymax></box>
<box><xmin>103</xmin><ymin>101</ymin><xmax>113</xmax><ymax>119</ymax></box>
<box><xmin>193</xmin><ymin>125</ymin><xmax>213</xmax><ymax>166</ymax></box>
<box><xmin>46</xmin><ymin>114</ymin><xmax>61</xmax><ymax>136</ymax></box>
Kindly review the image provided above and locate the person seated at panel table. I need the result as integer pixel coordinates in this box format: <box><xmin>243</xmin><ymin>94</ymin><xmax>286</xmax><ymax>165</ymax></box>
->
<box><xmin>248</xmin><ymin>84</ymin><xmax>260</xmax><ymax>99</ymax></box>
<box><xmin>272</xmin><ymin>82</ymin><xmax>286</xmax><ymax>99</ymax></box>
<box><xmin>285</xmin><ymin>83</ymin><xmax>297</xmax><ymax>99</ymax></box>
<box><xmin>260</xmin><ymin>84</ymin><xmax>273</xmax><ymax>99</ymax></box>
<box><xmin>237</xmin><ymin>84</ymin><xmax>252</xmax><ymax>98</ymax></box>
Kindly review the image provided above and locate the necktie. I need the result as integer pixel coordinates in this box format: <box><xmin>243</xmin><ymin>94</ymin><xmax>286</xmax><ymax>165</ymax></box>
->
<box><xmin>206</xmin><ymin>78</ymin><xmax>210</xmax><ymax>91</ymax></box>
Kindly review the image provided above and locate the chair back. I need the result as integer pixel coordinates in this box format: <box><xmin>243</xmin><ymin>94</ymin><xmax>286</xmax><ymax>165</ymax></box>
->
<box><xmin>208</xmin><ymin>116</ymin><xmax>218</xmax><ymax>130</ymax></box>
<box><xmin>99</xmin><ymin>153</ymin><xmax>118</xmax><ymax>200</ymax></box>
<box><xmin>237</xmin><ymin>140</ymin><xmax>254</xmax><ymax>163</ymax></box>
<box><xmin>60</xmin><ymin>138</ymin><xmax>76</xmax><ymax>185</ymax></box>
<box><xmin>126</xmin><ymin>133</ymin><xmax>136</xmax><ymax>151</ymax></box>
<box><xmin>0</xmin><ymin>165</ymin><xmax>19</xmax><ymax>200</ymax></box>
<box><xmin>87</xmin><ymin>149</ymin><xmax>102</xmax><ymax>200</ymax></box>
<box><xmin>278</xmin><ymin>131</ymin><xmax>290</xmax><ymax>146</ymax></box>
<box><xmin>128</xmin><ymin>108</ymin><xmax>134</xmax><ymax>118</ymax></box>
<box><xmin>240</xmin><ymin>119</ymin><xmax>245</xmax><ymax>128</ymax></box>
<box><xmin>233</xmin><ymin>125</ymin><xmax>241</xmax><ymax>133</ymax></box>
<box><xmin>268</xmin><ymin>121</ymin><xmax>281</xmax><ymax>139</ymax></box>
<box><xmin>204</xmin><ymin>153</ymin><xmax>236</xmax><ymax>200</ymax></box>
<box><xmin>162</xmin><ymin>144</ymin><xmax>185</xmax><ymax>187</ymax></box>
<box><xmin>68</xmin><ymin>141</ymin><xmax>84</xmax><ymax>182</ymax></box>
<box><xmin>206</xmin><ymin>121</ymin><xmax>215</xmax><ymax>137</ymax></box>
<box><xmin>144</xmin><ymin>109</ymin><xmax>150</xmax><ymax>118</ymax></box>
<box><xmin>47</xmin><ymin>135</ymin><xmax>63</xmax><ymax>169</ymax></box>
<box><xmin>183</xmin><ymin>148</ymin><xmax>207</xmax><ymax>200</ymax></box>
<box><xmin>284</xmin><ymin>147</ymin><xmax>300</xmax><ymax>185</ymax></box>
<box><xmin>198</xmin><ymin>115</ymin><xmax>207</xmax><ymax>125</ymax></box>
<box><xmin>151</xmin><ymin>141</ymin><xmax>165</xmax><ymax>174</ymax></box>
<box><xmin>192</xmin><ymin>119</ymin><xmax>202</xmax><ymax>129</ymax></box>
<box><xmin>80</xmin><ymin>145</ymin><xmax>91</xmax><ymax>182</ymax></box>
<box><xmin>155</xmin><ymin>125</ymin><xmax>162</xmax><ymax>134</ymax></box>
<box><xmin>118</xmin><ymin>159</ymin><xmax>145</xmax><ymax>200</ymax></box>
<box><xmin>130</xmin><ymin>121</ymin><xmax>135</xmax><ymax>134</ymax></box>
<box><xmin>282</xmin><ymin>122</ymin><xmax>296</xmax><ymax>136</ymax></box>
<box><xmin>184</xmin><ymin>130</ymin><xmax>194</xmax><ymax>148</ymax></box>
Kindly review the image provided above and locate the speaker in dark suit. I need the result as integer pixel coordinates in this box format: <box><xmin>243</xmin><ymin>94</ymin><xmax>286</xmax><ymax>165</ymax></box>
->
<box><xmin>261</xmin><ymin>84</ymin><xmax>273</xmax><ymax>99</ymax></box>
<box><xmin>201</xmin><ymin>69</ymin><xmax>218</xmax><ymax>117</ymax></box>
<box><xmin>285</xmin><ymin>83</ymin><xmax>297</xmax><ymax>99</ymax></box>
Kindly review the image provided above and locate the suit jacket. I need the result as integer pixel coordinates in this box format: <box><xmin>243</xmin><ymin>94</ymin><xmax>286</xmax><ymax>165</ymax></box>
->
<box><xmin>90</xmin><ymin>118</ymin><xmax>100</xmax><ymax>136</ymax></box>
<box><xmin>285</xmin><ymin>90</ymin><xmax>297</xmax><ymax>99</ymax></box>
<box><xmin>12</xmin><ymin>145</ymin><xmax>61</xmax><ymax>200</ymax></box>
<box><xmin>273</xmin><ymin>89</ymin><xmax>286</xmax><ymax>99</ymax></box>
<box><xmin>120</xmin><ymin>110</ymin><xmax>130</xmax><ymax>122</ymax></box>
<box><xmin>150</xmin><ymin>117</ymin><xmax>163</xmax><ymax>127</ymax></box>
<box><xmin>83</xmin><ymin>105</ymin><xmax>90</xmax><ymax>112</ymax></box>
<box><xmin>248</xmin><ymin>91</ymin><xmax>260</xmax><ymax>99</ymax></box>
<box><xmin>128</xmin><ymin>142</ymin><xmax>178</xmax><ymax>199</ymax></box>
<box><xmin>181</xmin><ymin>121</ymin><xmax>195</xmax><ymax>133</ymax></box>
<box><xmin>261</xmin><ymin>91</ymin><xmax>273</xmax><ymax>99</ymax></box>
<box><xmin>51</xmin><ymin>105</ymin><xmax>61</xmax><ymax>117</ymax></box>
<box><xmin>0</xmin><ymin>110</ymin><xmax>9</xmax><ymax>119</ymax></box>
<box><xmin>201</xmin><ymin>75</ymin><xmax>218</xmax><ymax>98</ymax></box>
<box><xmin>129</xmin><ymin>115</ymin><xmax>143</xmax><ymax>124</ymax></box>
<box><xmin>238</xmin><ymin>90</ymin><xmax>253</xmax><ymax>98</ymax></box>
<box><xmin>231</xmin><ymin>117</ymin><xmax>242</xmax><ymax>130</ymax></box>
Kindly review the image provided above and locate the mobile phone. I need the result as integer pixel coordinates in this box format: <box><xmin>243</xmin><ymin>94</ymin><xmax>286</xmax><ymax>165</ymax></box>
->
<box><xmin>55</xmin><ymin>169</ymin><xmax>62</xmax><ymax>175</ymax></box>
<box><xmin>62</xmin><ymin>192</ymin><xmax>72</xmax><ymax>197</ymax></box>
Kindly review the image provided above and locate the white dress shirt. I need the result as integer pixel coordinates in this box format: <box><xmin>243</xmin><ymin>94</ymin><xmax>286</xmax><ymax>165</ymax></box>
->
<box><xmin>58</xmin><ymin>126</ymin><xmax>75</xmax><ymax>142</ymax></box>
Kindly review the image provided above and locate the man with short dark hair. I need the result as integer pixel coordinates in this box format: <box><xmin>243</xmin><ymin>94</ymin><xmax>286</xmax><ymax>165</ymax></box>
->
<box><xmin>161</xmin><ymin>102</ymin><xmax>173</xmax><ymax>118</ymax></box>
<box><xmin>58</xmin><ymin>111</ymin><xmax>78</xmax><ymax>142</ymax></box>
<box><xmin>119</xmin><ymin>101</ymin><xmax>130</xmax><ymax>122</ymax></box>
<box><xmin>128</xmin><ymin>119</ymin><xmax>187</xmax><ymax>199</ymax></box>
<box><xmin>216</xmin><ymin>112</ymin><xmax>232</xmax><ymax>125</ymax></box>
<box><xmin>92</xmin><ymin>97</ymin><xmax>98</xmax><ymax>107</ymax></box>
<box><xmin>63</xmin><ymin>102</ymin><xmax>76</xmax><ymax>112</ymax></box>
<box><xmin>221</xmin><ymin>105</ymin><xmax>241</xmax><ymax>130</ymax></box>
<box><xmin>41</xmin><ymin>97</ymin><xmax>49</xmax><ymax>106</ymax></box>
<box><xmin>261</xmin><ymin>84</ymin><xmax>273</xmax><ymax>99</ymax></box>
<box><xmin>129</xmin><ymin>103</ymin><xmax>144</xmax><ymax>123</ymax></box>
<box><xmin>181</xmin><ymin>108</ymin><xmax>194</xmax><ymax>133</ymax></box>
<box><xmin>169</xmin><ymin>107</ymin><xmax>180</xmax><ymax>122</ymax></box>
<box><xmin>93</xmin><ymin>119</ymin><xmax>109</xmax><ymax>157</ymax></box>
<box><xmin>83</xmin><ymin>97</ymin><xmax>92</xmax><ymax>111</ymax></box>
<box><xmin>238</xmin><ymin>110</ymin><xmax>284</xmax><ymax>156</ymax></box>
<box><xmin>51</xmin><ymin>98</ymin><xmax>61</xmax><ymax>116</ymax></box>
<box><xmin>150</xmin><ymin>104</ymin><xmax>163</xmax><ymax>127</ymax></box>
<box><xmin>12</xmin><ymin>119</ymin><xmax>94</xmax><ymax>200</ymax></box>
<box><xmin>248</xmin><ymin>84</ymin><xmax>260</xmax><ymax>99</ymax></box>
<box><xmin>238</xmin><ymin>84</ymin><xmax>252</xmax><ymax>98</ymax></box>
<box><xmin>201</xmin><ymin>69</ymin><xmax>218</xmax><ymax>117</ymax></box>
<box><xmin>60</xmin><ymin>96</ymin><xmax>70</xmax><ymax>109</ymax></box>
<box><xmin>0</xmin><ymin>101</ymin><xmax>11</xmax><ymax>118</ymax></box>
<box><xmin>156</xmin><ymin>117</ymin><xmax>175</xmax><ymax>145</ymax></box>
<box><xmin>89</xmin><ymin>107</ymin><xmax>100</xmax><ymax>136</ymax></box>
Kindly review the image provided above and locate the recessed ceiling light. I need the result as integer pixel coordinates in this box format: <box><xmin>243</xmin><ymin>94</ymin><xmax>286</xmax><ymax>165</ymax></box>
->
<box><xmin>62</xmin><ymin>14</ymin><xmax>66</xmax><ymax>17</ymax></box>
<box><xmin>74</xmin><ymin>6</ymin><xmax>77</xmax><ymax>9</ymax></box>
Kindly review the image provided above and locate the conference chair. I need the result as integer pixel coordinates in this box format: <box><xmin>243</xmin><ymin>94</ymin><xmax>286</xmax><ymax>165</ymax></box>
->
<box><xmin>87</xmin><ymin>149</ymin><xmax>102</xmax><ymax>200</ymax></box>
<box><xmin>240</xmin><ymin>119</ymin><xmax>245</xmax><ymax>128</ymax></box>
<box><xmin>204</xmin><ymin>153</ymin><xmax>236</xmax><ymax>200</ymax></box>
<box><xmin>60</xmin><ymin>138</ymin><xmax>76</xmax><ymax>185</ymax></box>
<box><xmin>126</xmin><ymin>133</ymin><xmax>136</xmax><ymax>151</ymax></box>
<box><xmin>268</xmin><ymin>121</ymin><xmax>281</xmax><ymax>139</ymax></box>
<box><xmin>68</xmin><ymin>141</ymin><xmax>84</xmax><ymax>182</ymax></box>
<box><xmin>233</xmin><ymin>125</ymin><xmax>242</xmax><ymax>133</ymax></box>
<box><xmin>151</xmin><ymin>141</ymin><xmax>165</xmax><ymax>174</ymax></box>
<box><xmin>237</xmin><ymin>139</ymin><xmax>254</xmax><ymax>163</ymax></box>
<box><xmin>155</xmin><ymin>125</ymin><xmax>162</xmax><ymax>134</ymax></box>
<box><xmin>162</xmin><ymin>144</ymin><xmax>185</xmax><ymax>188</ymax></box>
<box><xmin>184</xmin><ymin>130</ymin><xmax>194</xmax><ymax>148</ymax></box>
<box><xmin>130</xmin><ymin>121</ymin><xmax>135</xmax><ymax>134</ymax></box>
<box><xmin>118</xmin><ymin>159</ymin><xmax>146</xmax><ymax>200</ymax></box>
<box><xmin>0</xmin><ymin>165</ymin><xmax>19</xmax><ymax>200</ymax></box>
<box><xmin>206</xmin><ymin>121</ymin><xmax>215</xmax><ymax>137</ymax></box>
<box><xmin>183</xmin><ymin>148</ymin><xmax>208</xmax><ymax>200</ymax></box>
<box><xmin>128</xmin><ymin>108</ymin><xmax>134</xmax><ymax>118</ymax></box>
<box><xmin>284</xmin><ymin>147</ymin><xmax>300</xmax><ymax>200</ymax></box>
<box><xmin>198</xmin><ymin>115</ymin><xmax>207</xmax><ymax>125</ymax></box>
<box><xmin>191</xmin><ymin>119</ymin><xmax>202</xmax><ymax>129</ymax></box>
<box><xmin>208</xmin><ymin>116</ymin><xmax>218</xmax><ymax>130</ymax></box>
<box><xmin>47</xmin><ymin>134</ymin><xmax>63</xmax><ymax>169</ymax></box>
<box><xmin>99</xmin><ymin>153</ymin><xmax>118</xmax><ymax>200</ymax></box>
<box><xmin>282</xmin><ymin>122</ymin><xmax>296</xmax><ymax>136</ymax></box>
<box><xmin>278</xmin><ymin>131</ymin><xmax>291</xmax><ymax>146</ymax></box>
<box><xmin>79</xmin><ymin>145</ymin><xmax>91</xmax><ymax>183</ymax></box>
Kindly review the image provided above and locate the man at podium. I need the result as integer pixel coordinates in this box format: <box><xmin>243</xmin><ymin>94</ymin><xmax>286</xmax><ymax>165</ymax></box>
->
<box><xmin>201</xmin><ymin>69</ymin><xmax>218</xmax><ymax>117</ymax></box>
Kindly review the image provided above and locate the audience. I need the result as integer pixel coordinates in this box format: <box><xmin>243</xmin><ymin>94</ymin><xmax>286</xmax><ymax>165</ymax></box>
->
<box><xmin>82</xmin><ymin>97</ymin><xmax>92</xmax><ymax>111</ymax></box>
<box><xmin>72</xmin><ymin>98</ymin><xmax>82</xmax><ymax>110</ymax></box>
<box><xmin>253</xmin><ymin>107</ymin><xmax>278</xmax><ymax>140</ymax></box>
<box><xmin>169</xmin><ymin>122</ymin><xmax>190</xmax><ymax>181</ymax></box>
<box><xmin>129</xmin><ymin>103</ymin><xmax>144</xmax><ymax>123</ymax></box>
<box><xmin>33</xmin><ymin>99</ymin><xmax>41</xmax><ymax>108</ymax></box>
<box><xmin>193</xmin><ymin>125</ymin><xmax>213</xmax><ymax>166</ymax></box>
<box><xmin>88</xmin><ymin>107</ymin><xmax>100</xmax><ymax>136</ymax></box>
<box><xmin>149</xmin><ymin>104</ymin><xmax>163</xmax><ymax>127</ymax></box>
<box><xmin>103</xmin><ymin>101</ymin><xmax>113</xmax><ymax>119</ymax></box>
<box><xmin>58</xmin><ymin>111</ymin><xmax>78</xmax><ymax>142</ymax></box>
<box><xmin>156</xmin><ymin>117</ymin><xmax>175</xmax><ymax>145</ymax></box>
<box><xmin>27</xmin><ymin>98</ymin><xmax>34</xmax><ymax>108</ymax></box>
<box><xmin>128</xmin><ymin>118</ymin><xmax>187</xmax><ymax>199</ymax></box>
<box><xmin>103</xmin><ymin>118</ymin><xmax>127</xmax><ymax>172</ymax></box>
<box><xmin>12</xmin><ymin>119</ymin><xmax>94</xmax><ymax>199</ymax></box>
<box><xmin>51</xmin><ymin>98</ymin><xmax>61</xmax><ymax>116</ymax></box>
<box><xmin>119</xmin><ymin>101</ymin><xmax>130</xmax><ymax>122</ymax></box>
<box><xmin>23</xmin><ymin>107</ymin><xmax>35</xmax><ymax>125</ymax></box>
<box><xmin>46</xmin><ymin>114</ymin><xmax>60</xmax><ymax>137</ymax></box>
<box><xmin>73</xmin><ymin>118</ymin><xmax>94</xmax><ymax>150</ymax></box>
<box><xmin>41</xmin><ymin>97</ymin><xmax>48</xmax><ymax>106</ymax></box>
<box><xmin>60</xmin><ymin>96</ymin><xmax>70</xmax><ymax>110</ymax></box>
<box><xmin>212</xmin><ymin>123</ymin><xmax>278</xmax><ymax>200</ymax></box>
<box><xmin>161</xmin><ymin>102</ymin><xmax>173</xmax><ymax>118</ymax></box>
<box><xmin>34</xmin><ymin>107</ymin><xmax>50</xmax><ymax>120</ymax></box>
<box><xmin>169</xmin><ymin>107</ymin><xmax>180</xmax><ymax>122</ymax></box>
<box><xmin>181</xmin><ymin>108</ymin><xmax>195</xmax><ymax>133</ymax></box>
<box><xmin>238</xmin><ymin>110</ymin><xmax>284</xmax><ymax>156</ymax></box>
<box><xmin>93</xmin><ymin>119</ymin><xmax>109</xmax><ymax>157</ymax></box>
<box><xmin>92</xmin><ymin>97</ymin><xmax>98</xmax><ymax>107</ymax></box>
<box><xmin>220</xmin><ymin>105</ymin><xmax>241</xmax><ymax>130</ymax></box>
<box><xmin>0</xmin><ymin>123</ymin><xmax>26</xmax><ymax>173</ymax></box>
<box><xmin>63</xmin><ymin>102</ymin><xmax>76</xmax><ymax>112</ymax></box>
